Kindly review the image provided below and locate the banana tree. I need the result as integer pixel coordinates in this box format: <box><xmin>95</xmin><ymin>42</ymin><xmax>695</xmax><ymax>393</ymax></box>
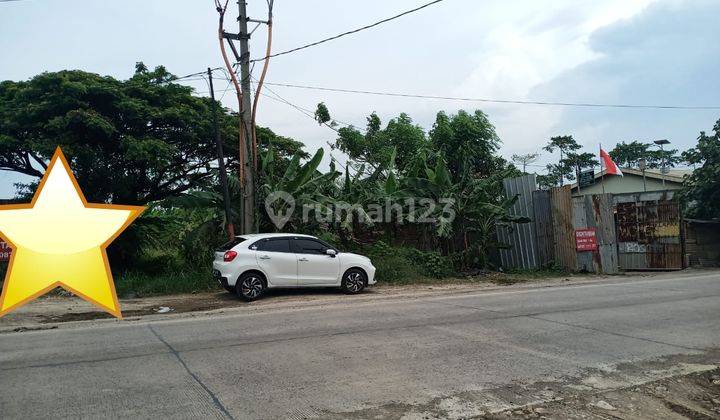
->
<box><xmin>260</xmin><ymin>147</ymin><xmax>340</xmax><ymax>232</ymax></box>
<box><xmin>404</xmin><ymin>153</ymin><xmax>457</xmax><ymax>239</ymax></box>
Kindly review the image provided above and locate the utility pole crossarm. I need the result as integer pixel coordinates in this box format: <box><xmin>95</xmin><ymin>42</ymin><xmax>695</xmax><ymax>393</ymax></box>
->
<box><xmin>222</xmin><ymin>32</ymin><xmax>243</xmax><ymax>62</ymax></box>
<box><xmin>223</xmin><ymin>31</ymin><xmax>249</xmax><ymax>41</ymax></box>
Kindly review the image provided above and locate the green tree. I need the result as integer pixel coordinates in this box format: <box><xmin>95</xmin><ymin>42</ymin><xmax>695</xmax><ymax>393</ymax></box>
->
<box><xmin>561</xmin><ymin>151</ymin><xmax>598</xmax><ymax>181</ymax></box>
<box><xmin>682</xmin><ymin>118</ymin><xmax>720</xmax><ymax>219</ymax></box>
<box><xmin>542</xmin><ymin>135</ymin><xmax>582</xmax><ymax>186</ymax></box>
<box><xmin>0</xmin><ymin>65</ymin><xmax>306</xmax><ymax>203</ymax></box>
<box><xmin>537</xmin><ymin>172</ymin><xmax>562</xmax><ymax>190</ymax></box>
<box><xmin>610</xmin><ymin>140</ymin><xmax>681</xmax><ymax>169</ymax></box>
<box><xmin>0</xmin><ymin>65</ymin><xmax>239</xmax><ymax>204</ymax></box>
<box><xmin>429</xmin><ymin>110</ymin><xmax>504</xmax><ymax>180</ymax></box>
<box><xmin>333</xmin><ymin>112</ymin><xmax>427</xmax><ymax>173</ymax></box>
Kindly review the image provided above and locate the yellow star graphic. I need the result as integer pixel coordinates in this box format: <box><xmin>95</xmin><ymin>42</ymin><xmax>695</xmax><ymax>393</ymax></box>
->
<box><xmin>0</xmin><ymin>148</ymin><xmax>145</xmax><ymax>318</ymax></box>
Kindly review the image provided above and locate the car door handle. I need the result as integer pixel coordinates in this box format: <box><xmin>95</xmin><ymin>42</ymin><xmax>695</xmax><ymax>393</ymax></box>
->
<box><xmin>259</xmin><ymin>255</ymin><xmax>271</xmax><ymax>260</ymax></box>
<box><xmin>298</xmin><ymin>257</ymin><xmax>309</xmax><ymax>262</ymax></box>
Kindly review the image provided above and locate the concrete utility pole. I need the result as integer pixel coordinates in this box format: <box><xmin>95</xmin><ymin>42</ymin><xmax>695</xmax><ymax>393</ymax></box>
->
<box><xmin>220</xmin><ymin>0</ymin><xmax>257</xmax><ymax>234</ymax></box>
<box><xmin>639</xmin><ymin>158</ymin><xmax>648</xmax><ymax>192</ymax></box>
<box><xmin>207</xmin><ymin>67</ymin><xmax>235</xmax><ymax>239</ymax></box>
<box><xmin>237</xmin><ymin>0</ymin><xmax>256</xmax><ymax>234</ymax></box>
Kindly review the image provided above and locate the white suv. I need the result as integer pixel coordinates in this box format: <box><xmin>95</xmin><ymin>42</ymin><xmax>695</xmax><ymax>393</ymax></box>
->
<box><xmin>212</xmin><ymin>233</ymin><xmax>376</xmax><ymax>301</ymax></box>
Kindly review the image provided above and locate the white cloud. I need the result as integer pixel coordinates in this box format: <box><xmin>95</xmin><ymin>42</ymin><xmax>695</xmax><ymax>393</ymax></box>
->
<box><xmin>532</xmin><ymin>0</ymin><xmax>720</xmax><ymax>160</ymax></box>
<box><xmin>455</xmin><ymin>0</ymin><xmax>657</xmax><ymax>162</ymax></box>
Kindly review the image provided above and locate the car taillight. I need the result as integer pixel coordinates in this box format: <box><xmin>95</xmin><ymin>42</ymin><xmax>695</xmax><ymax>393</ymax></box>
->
<box><xmin>223</xmin><ymin>250</ymin><xmax>237</xmax><ymax>262</ymax></box>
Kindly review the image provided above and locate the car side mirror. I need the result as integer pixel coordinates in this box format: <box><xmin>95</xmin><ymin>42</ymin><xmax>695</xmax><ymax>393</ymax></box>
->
<box><xmin>326</xmin><ymin>249</ymin><xmax>337</xmax><ymax>257</ymax></box>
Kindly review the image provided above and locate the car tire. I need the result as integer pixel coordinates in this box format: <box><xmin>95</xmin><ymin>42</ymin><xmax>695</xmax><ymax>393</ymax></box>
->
<box><xmin>341</xmin><ymin>268</ymin><xmax>367</xmax><ymax>294</ymax></box>
<box><xmin>235</xmin><ymin>272</ymin><xmax>266</xmax><ymax>302</ymax></box>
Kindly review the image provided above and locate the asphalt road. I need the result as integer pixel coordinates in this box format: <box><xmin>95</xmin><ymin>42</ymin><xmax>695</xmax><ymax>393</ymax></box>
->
<box><xmin>1</xmin><ymin>271</ymin><xmax>719</xmax><ymax>419</ymax></box>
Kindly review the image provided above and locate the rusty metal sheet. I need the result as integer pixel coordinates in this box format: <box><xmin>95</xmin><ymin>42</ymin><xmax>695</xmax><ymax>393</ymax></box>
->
<box><xmin>572</xmin><ymin>194</ymin><xmax>618</xmax><ymax>274</ymax></box>
<box><xmin>614</xmin><ymin>193</ymin><xmax>682</xmax><ymax>270</ymax></box>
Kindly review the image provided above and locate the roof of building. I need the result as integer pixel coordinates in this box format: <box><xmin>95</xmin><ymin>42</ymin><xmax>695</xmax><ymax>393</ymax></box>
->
<box><xmin>570</xmin><ymin>166</ymin><xmax>689</xmax><ymax>189</ymax></box>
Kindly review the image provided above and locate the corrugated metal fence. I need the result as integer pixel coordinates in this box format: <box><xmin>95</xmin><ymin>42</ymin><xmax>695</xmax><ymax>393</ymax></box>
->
<box><xmin>498</xmin><ymin>177</ymin><xmax>619</xmax><ymax>273</ymax></box>
<box><xmin>572</xmin><ymin>194</ymin><xmax>618</xmax><ymax>274</ymax></box>
<box><xmin>497</xmin><ymin>175</ymin><xmax>539</xmax><ymax>269</ymax></box>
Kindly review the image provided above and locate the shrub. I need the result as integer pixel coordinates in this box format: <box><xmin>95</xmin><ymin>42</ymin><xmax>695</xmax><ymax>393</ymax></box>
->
<box><xmin>404</xmin><ymin>248</ymin><xmax>454</xmax><ymax>278</ymax></box>
<box><xmin>371</xmin><ymin>253</ymin><xmax>424</xmax><ymax>283</ymax></box>
<box><xmin>361</xmin><ymin>241</ymin><xmax>454</xmax><ymax>282</ymax></box>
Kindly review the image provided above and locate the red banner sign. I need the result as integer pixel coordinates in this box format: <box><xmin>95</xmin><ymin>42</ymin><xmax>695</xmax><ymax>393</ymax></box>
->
<box><xmin>0</xmin><ymin>240</ymin><xmax>12</xmax><ymax>262</ymax></box>
<box><xmin>575</xmin><ymin>228</ymin><xmax>598</xmax><ymax>252</ymax></box>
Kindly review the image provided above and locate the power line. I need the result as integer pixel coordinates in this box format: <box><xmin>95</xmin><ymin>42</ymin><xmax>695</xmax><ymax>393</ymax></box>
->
<box><xmin>191</xmin><ymin>77</ymin><xmax>363</xmax><ymax>137</ymax></box>
<box><xmin>172</xmin><ymin>67</ymin><xmax>223</xmax><ymax>82</ymax></box>
<box><xmin>259</xmin><ymin>85</ymin><xmax>341</xmax><ymax>133</ymax></box>
<box><xmin>260</xmin><ymin>81</ymin><xmax>373</xmax><ymax>135</ymax></box>
<box><xmin>250</xmin><ymin>0</ymin><xmax>446</xmax><ymax>62</ymax></box>
<box><xmin>218</xmin><ymin>78</ymin><xmax>234</xmax><ymax>101</ymax></box>
<box><xmin>186</xmin><ymin>76</ymin><xmax>353</xmax><ymax>133</ymax></box>
<box><xmin>262</xmin><ymin>82</ymin><xmax>720</xmax><ymax>110</ymax></box>
<box><xmin>250</xmin><ymin>74</ymin><xmax>362</xmax><ymax>127</ymax></box>
<box><xmin>268</xmin><ymin>93</ymin><xmax>366</xmax><ymax>132</ymax></box>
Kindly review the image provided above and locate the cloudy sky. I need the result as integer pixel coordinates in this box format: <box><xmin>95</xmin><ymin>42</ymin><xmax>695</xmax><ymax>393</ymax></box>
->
<box><xmin>1</xmin><ymin>0</ymin><xmax>718</xmax><ymax>197</ymax></box>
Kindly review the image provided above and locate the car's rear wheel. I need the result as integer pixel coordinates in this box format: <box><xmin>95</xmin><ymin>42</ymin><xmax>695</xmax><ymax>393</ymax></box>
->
<box><xmin>341</xmin><ymin>269</ymin><xmax>366</xmax><ymax>294</ymax></box>
<box><xmin>235</xmin><ymin>272</ymin><xmax>266</xmax><ymax>301</ymax></box>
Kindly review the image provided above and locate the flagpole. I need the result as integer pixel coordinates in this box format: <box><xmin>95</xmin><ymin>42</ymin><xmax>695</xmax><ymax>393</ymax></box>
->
<box><xmin>600</xmin><ymin>143</ymin><xmax>606</xmax><ymax>194</ymax></box>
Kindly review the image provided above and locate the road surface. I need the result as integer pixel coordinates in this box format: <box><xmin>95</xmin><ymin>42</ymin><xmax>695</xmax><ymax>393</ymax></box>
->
<box><xmin>1</xmin><ymin>271</ymin><xmax>719</xmax><ymax>419</ymax></box>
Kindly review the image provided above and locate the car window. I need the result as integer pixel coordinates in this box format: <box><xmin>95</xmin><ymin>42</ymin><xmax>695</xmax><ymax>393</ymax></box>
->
<box><xmin>255</xmin><ymin>238</ymin><xmax>291</xmax><ymax>253</ymax></box>
<box><xmin>216</xmin><ymin>236</ymin><xmax>247</xmax><ymax>251</ymax></box>
<box><xmin>293</xmin><ymin>238</ymin><xmax>328</xmax><ymax>255</ymax></box>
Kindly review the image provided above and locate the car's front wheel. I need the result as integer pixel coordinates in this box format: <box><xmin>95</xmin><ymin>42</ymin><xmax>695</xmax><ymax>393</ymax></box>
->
<box><xmin>341</xmin><ymin>268</ymin><xmax>367</xmax><ymax>294</ymax></box>
<box><xmin>235</xmin><ymin>272</ymin><xmax>266</xmax><ymax>301</ymax></box>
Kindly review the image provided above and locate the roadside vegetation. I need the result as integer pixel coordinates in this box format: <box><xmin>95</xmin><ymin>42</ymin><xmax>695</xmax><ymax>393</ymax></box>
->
<box><xmin>1</xmin><ymin>64</ymin><xmax>718</xmax><ymax>297</ymax></box>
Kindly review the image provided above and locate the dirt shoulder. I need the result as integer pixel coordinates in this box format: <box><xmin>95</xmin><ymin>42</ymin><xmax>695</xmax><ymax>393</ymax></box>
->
<box><xmin>325</xmin><ymin>349</ymin><xmax>720</xmax><ymax>419</ymax></box>
<box><xmin>0</xmin><ymin>269</ymin><xmax>713</xmax><ymax>332</ymax></box>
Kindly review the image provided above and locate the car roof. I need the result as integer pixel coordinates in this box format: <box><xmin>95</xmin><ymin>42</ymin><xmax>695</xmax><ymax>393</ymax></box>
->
<box><xmin>236</xmin><ymin>233</ymin><xmax>315</xmax><ymax>240</ymax></box>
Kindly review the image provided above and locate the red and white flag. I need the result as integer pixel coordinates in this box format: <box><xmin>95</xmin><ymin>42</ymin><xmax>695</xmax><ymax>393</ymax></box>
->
<box><xmin>600</xmin><ymin>148</ymin><xmax>623</xmax><ymax>176</ymax></box>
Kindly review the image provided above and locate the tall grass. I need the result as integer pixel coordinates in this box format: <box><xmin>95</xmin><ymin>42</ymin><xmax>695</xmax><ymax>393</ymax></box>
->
<box><xmin>115</xmin><ymin>268</ymin><xmax>218</xmax><ymax>298</ymax></box>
